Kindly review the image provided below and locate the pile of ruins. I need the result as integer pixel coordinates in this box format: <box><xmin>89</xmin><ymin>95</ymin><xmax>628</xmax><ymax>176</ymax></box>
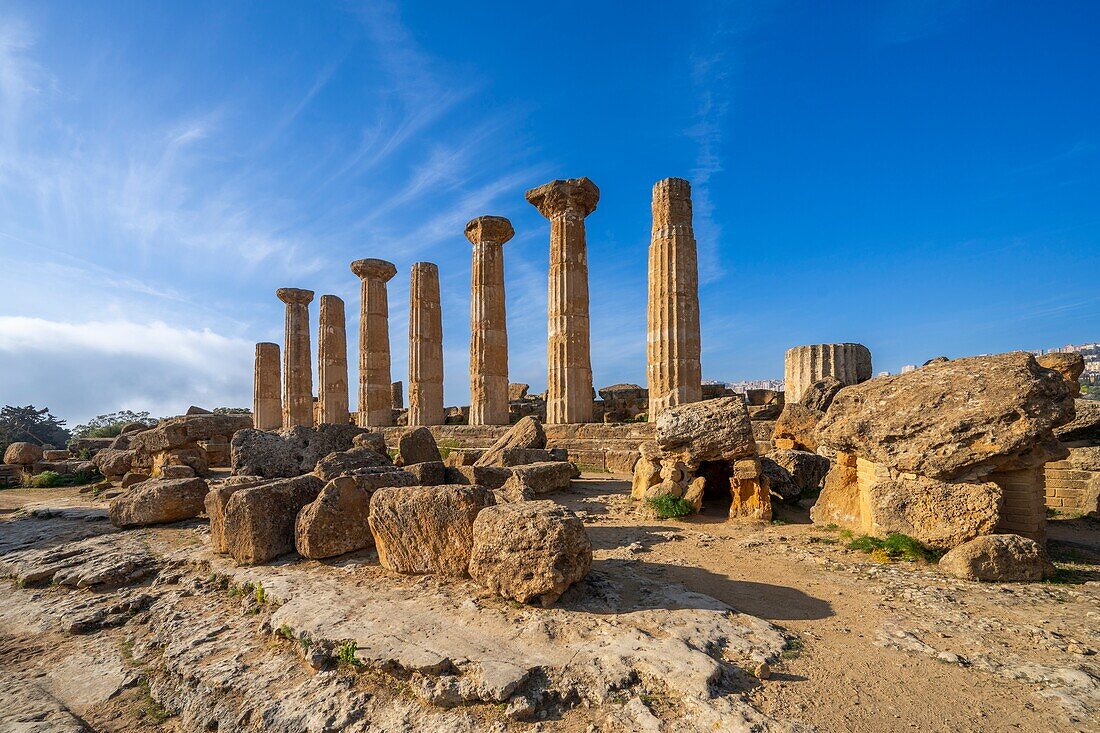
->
<box><xmin>4</xmin><ymin>175</ymin><xmax>1099</xmax><ymax>589</ymax></box>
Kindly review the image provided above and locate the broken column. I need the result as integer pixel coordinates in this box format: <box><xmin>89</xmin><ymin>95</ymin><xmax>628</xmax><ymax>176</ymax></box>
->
<box><xmin>784</xmin><ymin>343</ymin><xmax>872</xmax><ymax>404</ymax></box>
<box><xmin>525</xmin><ymin>177</ymin><xmax>599</xmax><ymax>425</ymax></box>
<box><xmin>391</xmin><ymin>381</ymin><xmax>404</xmax><ymax>410</ymax></box>
<box><xmin>276</xmin><ymin>287</ymin><xmax>315</xmax><ymax>428</ymax></box>
<box><xmin>465</xmin><ymin>215</ymin><xmax>514</xmax><ymax>425</ymax></box>
<box><xmin>351</xmin><ymin>259</ymin><xmax>397</xmax><ymax>427</ymax></box>
<box><xmin>253</xmin><ymin>342</ymin><xmax>282</xmax><ymax>430</ymax></box>
<box><xmin>647</xmin><ymin>177</ymin><xmax>702</xmax><ymax>420</ymax></box>
<box><xmin>317</xmin><ymin>295</ymin><xmax>349</xmax><ymax>425</ymax></box>
<box><xmin>408</xmin><ymin>262</ymin><xmax>444</xmax><ymax>426</ymax></box>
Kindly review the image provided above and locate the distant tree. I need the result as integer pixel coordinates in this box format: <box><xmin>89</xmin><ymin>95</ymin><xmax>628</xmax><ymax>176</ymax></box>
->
<box><xmin>72</xmin><ymin>410</ymin><xmax>158</xmax><ymax>439</ymax></box>
<box><xmin>0</xmin><ymin>405</ymin><xmax>72</xmax><ymax>453</ymax></box>
<box><xmin>213</xmin><ymin>407</ymin><xmax>252</xmax><ymax>415</ymax></box>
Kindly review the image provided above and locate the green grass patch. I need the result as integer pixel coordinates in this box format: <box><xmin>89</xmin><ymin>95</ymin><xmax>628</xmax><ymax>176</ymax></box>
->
<box><xmin>336</xmin><ymin>640</ymin><xmax>363</xmax><ymax>669</ymax></box>
<box><xmin>254</xmin><ymin>581</ymin><xmax>266</xmax><ymax>606</ymax></box>
<box><xmin>782</xmin><ymin>637</ymin><xmax>804</xmax><ymax>659</ymax></box>
<box><xmin>21</xmin><ymin>469</ymin><xmax>101</xmax><ymax>488</ymax></box>
<box><xmin>845</xmin><ymin>533</ymin><xmax>941</xmax><ymax>563</ymax></box>
<box><xmin>646</xmin><ymin>494</ymin><xmax>695</xmax><ymax>519</ymax></box>
<box><xmin>577</xmin><ymin>463</ymin><xmax>610</xmax><ymax>473</ymax></box>
<box><xmin>437</xmin><ymin>439</ymin><xmax>458</xmax><ymax>460</ymax></box>
<box><xmin>137</xmin><ymin>678</ymin><xmax>175</xmax><ymax>725</ymax></box>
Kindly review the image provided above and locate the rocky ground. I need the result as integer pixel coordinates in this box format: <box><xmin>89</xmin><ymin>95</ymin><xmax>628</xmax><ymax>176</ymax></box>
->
<box><xmin>1</xmin><ymin>475</ymin><xmax>1098</xmax><ymax>733</ymax></box>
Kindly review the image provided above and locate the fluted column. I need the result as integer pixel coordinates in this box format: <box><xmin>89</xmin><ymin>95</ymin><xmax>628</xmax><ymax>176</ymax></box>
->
<box><xmin>526</xmin><ymin>177</ymin><xmax>599</xmax><ymax>425</ymax></box>
<box><xmin>647</xmin><ymin>177</ymin><xmax>702</xmax><ymax>420</ymax></box>
<box><xmin>317</xmin><ymin>295</ymin><xmax>349</xmax><ymax>425</ymax></box>
<box><xmin>276</xmin><ymin>287</ymin><xmax>315</xmax><ymax>428</ymax></box>
<box><xmin>408</xmin><ymin>262</ymin><xmax>444</xmax><ymax>426</ymax></box>
<box><xmin>465</xmin><ymin>216</ymin><xmax>514</xmax><ymax>425</ymax></box>
<box><xmin>784</xmin><ymin>343</ymin><xmax>873</xmax><ymax>403</ymax></box>
<box><xmin>351</xmin><ymin>259</ymin><xmax>397</xmax><ymax>427</ymax></box>
<box><xmin>253</xmin><ymin>342</ymin><xmax>282</xmax><ymax>430</ymax></box>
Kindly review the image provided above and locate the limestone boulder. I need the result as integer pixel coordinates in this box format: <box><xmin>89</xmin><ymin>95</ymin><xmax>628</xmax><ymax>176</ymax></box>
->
<box><xmin>817</xmin><ymin>352</ymin><xmax>1074</xmax><ymax>481</ymax></box>
<box><xmin>468</xmin><ymin>501</ymin><xmax>592</xmax><ymax>606</ymax></box>
<box><xmin>68</xmin><ymin>437</ymin><xmax>114</xmax><ymax>455</ymax></box>
<box><xmin>729</xmin><ymin>458</ymin><xmax>772</xmax><ymax>521</ymax></box>
<box><xmin>939</xmin><ymin>534</ymin><xmax>1056</xmax><ymax>582</ymax></box>
<box><xmin>444</xmin><ymin>465</ymin><xmax>512</xmax><ymax>490</ymax></box>
<box><xmin>475</xmin><ymin>416</ymin><xmax>546</xmax><ymax>467</ymax></box>
<box><xmin>4</xmin><ymin>442</ymin><xmax>42</xmax><ymax>465</ymax></box>
<box><xmin>92</xmin><ymin>448</ymin><xmax>136</xmax><ymax>478</ymax></box>
<box><xmin>630</xmin><ymin>456</ymin><xmax>661</xmax><ymax>500</ymax></box>
<box><xmin>159</xmin><ymin>464</ymin><xmax>196</xmax><ymax>479</ymax></box>
<box><xmin>230</xmin><ymin>423</ymin><xmax>367</xmax><ymax>478</ymax></box>
<box><xmin>772</xmin><ymin>404</ymin><xmax>824</xmax><ymax>452</ymax></box>
<box><xmin>500</xmin><ymin>461</ymin><xmax>580</xmax><ymax>501</ymax></box>
<box><xmin>798</xmin><ymin>377</ymin><xmax>844</xmax><ymax>412</ymax></box>
<box><xmin>368</xmin><ymin>484</ymin><xmax>495</xmax><ymax>577</ymax></box>
<box><xmin>809</xmin><ymin>455</ymin><xmax>861</xmax><ymax>529</ymax></box>
<box><xmin>397</xmin><ymin>427</ymin><xmax>441</xmax><ymax>465</ymax></box>
<box><xmin>655</xmin><ymin>397</ymin><xmax>756</xmax><ymax>465</ymax></box>
<box><xmin>42</xmin><ymin>449</ymin><xmax>70</xmax><ymax>461</ymax></box>
<box><xmin>761</xmin><ymin>449</ymin><xmax>830</xmax><ymax>502</ymax></box>
<box><xmin>351</xmin><ymin>431</ymin><xmax>387</xmax><ymax>455</ymax></box>
<box><xmin>295</xmin><ymin>469</ymin><xmax>419</xmax><ymax>559</ymax></box>
<box><xmin>205</xmin><ymin>476</ymin><xmax>271</xmax><ymax>554</ymax></box>
<box><xmin>1037</xmin><ymin>353</ymin><xmax>1085</xmax><ymax>396</ymax></box>
<box><xmin>864</xmin><ymin>476</ymin><xmax>1002</xmax><ymax>550</ymax></box>
<box><xmin>130</xmin><ymin>413</ymin><xmax>252</xmax><ymax>454</ymax></box>
<box><xmin>403</xmin><ymin>460</ymin><xmax>446</xmax><ymax>486</ymax></box>
<box><xmin>108</xmin><ymin>433</ymin><xmax>133</xmax><ymax>450</ymax></box>
<box><xmin>222</xmin><ymin>474</ymin><xmax>325</xmax><ymax>565</ymax></box>
<box><xmin>108</xmin><ymin>477</ymin><xmax>209</xmax><ymax>528</ymax></box>
<box><xmin>121</xmin><ymin>471</ymin><xmax>150</xmax><ymax>488</ymax></box>
<box><xmin>314</xmin><ymin>446</ymin><xmax>391</xmax><ymax>482</ymax></box>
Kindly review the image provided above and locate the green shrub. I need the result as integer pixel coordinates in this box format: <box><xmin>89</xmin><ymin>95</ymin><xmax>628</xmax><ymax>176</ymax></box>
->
<box><xmin>337</xmin><ymin>640</ymin><xmax>362</xmax><ymax>668</ymax></box>
<box><xmin>254</xmin><ymin>581</ymin><xmax>266</xmax><ymax>605</ymax></box>
<box><xmin>437</xmin><ymin>439</ymin><xmax>458</xmax><ymax>460</ymax></box>
<box><xmin>646</xmin><ymin>494</ymin><xmax>695</xmax><ymax>519</ymax></box>
<box><xmin>845</xmin><ymin>533</ymin><xmax>940</xmax><ymax>563</ymax></box>
<box><xmin>21</xmin><ymin>469</ymin><xmax>101</xmax><ymax>489</ymax></box>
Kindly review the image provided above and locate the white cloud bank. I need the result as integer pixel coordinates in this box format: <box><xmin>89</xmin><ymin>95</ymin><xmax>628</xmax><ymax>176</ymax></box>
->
<box><xmin>0</xmin><ymin>316</ymin><xmax>254</xmax><ymax>424</ymax></box>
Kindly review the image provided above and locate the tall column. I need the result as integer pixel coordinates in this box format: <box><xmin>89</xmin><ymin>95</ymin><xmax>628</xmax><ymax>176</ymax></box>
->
<box><xmin>350</xmin><ymin>259</ymin><xmax>397</xmax><ymax>427</ymax></box>
<box><xmin>276</xmin><ymin>287</ymin><xmax>315</xmax><ymax>428</ymax></box>
<box><xmin>784</xmin><ymin>343</ymin><xmax>873</xmax><ymax>403</ymax></box>
<box><xmin>317</xmin><ymin>295</ymin><xmax>349</xmax><ymax>425</ymax></box>
<box><xmin>253</xmin><ymin>342</ymin><xmax>282</xmax><ymax>430</ymax></box>
<box><xmin>647</xmin><ymin>177</ymin><xmax>702</xmax><ymax>420</ymax></box>
<box><xmin>525</xmin><ymin>177</ymin><xmax>599</xmax><ymax>425</ymax></box>
<box><xmin>465</xmin><ymin>216</ymin><xmax>514</xmax><ymax>425</ymax></box>
<box><xmin>408</xmin><ymin>262</ymin><xmax>445</xmax><ymax>426</ymax></box>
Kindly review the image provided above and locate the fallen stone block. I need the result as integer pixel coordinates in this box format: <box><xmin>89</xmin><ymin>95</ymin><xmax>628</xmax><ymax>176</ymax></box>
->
<box><xmin>468</xmin><ymin>500</ymin><xmax>592</xmax><ymax>606</ymax></box>
<box><xmin>368</xmin><ymin>484</ymin><xmax>495</xmax><ymax>577</ymax></box>
<box><xmin>222</xmin><ymin>475</ymin><xmax>325</xmax><ymax>565</ymax></box>
<box><xmin>939</xmin><ymin>534</ymin><xmax>1055</xmax><ymax>582</ymax></box>
<box><xmin>403</xmin><ymin>460</ymin><xmax>446</xmax><ymax>486</ymax></box>
<box><xmin>314</xmin><ymin>446</ymin><xmax>391</xmax><ymax>481</ymax></box>
<box><xmin>501</xmin><ymin>461</ymin><xmax>580</xmax><ymax>501</ymax></box>
<box><xmin>108</xmin><ymin>477</ymin><xmax>209</xmax><ymax>528</ymax></box>
<box><xmin>397</xmin><ymin>427</ymin><xmax>442</xmax><ymax>465</ymax></box>
<box><xmin>475</xmin><ymin>416</ymin><xmax>546</xmax><ymax>467</ymax></box>
<box><xmin>295</xmin><ymin>476</ymin><xmax>374</xmax><ymax>559</ymax></box>
<box><xmin>655</xmin><ymin>397</ymin><xmax>756</xmax><ymax>465</ymax></box>
<box><xmin>444</xmin><ymin>465</ymin><xmax>512</xmax><ymax>490</ymax></box>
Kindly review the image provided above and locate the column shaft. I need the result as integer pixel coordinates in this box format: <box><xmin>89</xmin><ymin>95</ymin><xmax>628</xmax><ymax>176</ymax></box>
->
<box><xmin>277</xmin><ymin>288</ymin><xmax>314</xmax><ymax>428</ymax></box>
<box><xmin>466</xmin><ymin>216</ymin><xmax>513</xmax><ymax>425</ymax></box>
<box><xmin>784</xmin><ymin>343</ymin><xmax>873</xmax><ymax>403</ymax></box>
<box><xmin>253</xmin><ymin>342</ymin><xmax>282</xmax><ymax>430</ymax></box>
<box><xmin>408</xmin><ymin>262</ymin><xmax>444</xmax><ymax>425</ymax></box>
<box><xmin>647</xmin><ymin>177</ymin><xmax>702</xmax><ymax>419</ymax></box>
<box><xmin>351</xmin><ymin>259</ymin><xmax>397</xmax><ymax>427</ymax></box>
<box><xmin>317</xmin><ymin>295</ymin><xmax>349</xmax><ymax>425</ymax></box>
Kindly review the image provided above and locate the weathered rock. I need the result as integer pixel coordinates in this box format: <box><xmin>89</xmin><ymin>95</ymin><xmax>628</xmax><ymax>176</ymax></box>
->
<box><xmin>508</xmin><ymin>383</ymin><xmax>530</xmax><ymax>401</ymax></box>
<box><xmin>397</xmin><ymin>426</ymin><xmax>441</xmax><ymax>465</ymax></box>
<box><xmin>772</xmin><ymin>404</ymin><xmax>824</xmax><ymax>452</ymax></box>
<box><xmin>1056</xmin><ymin>399</ymin><xmax>1100</xmax><ymax>443</ymax></box>
<box><xmin>108</xmin><ymin>477</ymin><xmax>209</xmax><ymax>527</ymax></box>
<box><xmin>475</xmin><ymin>416</ymin><xmax>547</xmax><ymax>467</ymax></box>
<box><xmin>798</xmin><ymin>376</ymin><xmax>844</xmax><ymax>412</ymax></box>
<box><xmin>631</xmin><ymin>456</ymin><xmax>661</xmax><ymax>500</ymax></box>
<box><xmin>1037</xmin><ymin>353</ymin><xmax>1086</xmax><ymax>396</ymax></box>
<box><xmin>351</xmin><ymin>431</ymin><xmax>387</xmax><ymax>455</ymax></box>
<box><xmin>223</xmin><ymin>475</ymin><xmax>325</xmax><ymax>564</ymax></box>
<box><xmin>186</xmin><ymin>405</ymin><xmax>213</xmax><ymax>415</ymax></box>
<box><xmin>500</xmin><ymin>447</ymin><xmax>556</xmax><ymax>466</ymax></box>
<box><xmin>159</xmin><ymin>464</ymin><xmax>196</xmax><ymax>479</ymax></box>
<box><xmin>91</xmin><ymin>448</ymin><xmax>135</xmax><ymax>478</ymax></box>
<box><xmin>130</xmin><ymin>413</ymin><xmax>252</xmax><ymax>454</ymax></box>
<box><xmin>443</xmin><ymin>448</ymin><xmax>483</xmax><ymax>467</ymax></box>
<box><xmin>939</xmin><ymin>534</ymin><xmax>1056</xmax><ymax>581</ymax></box>
<box><xmin>809</xmin><ymin>454</ymin><xmax>861</xmax><ymax>528</ymax></box>
<box><xmin>468</xmin><ymin>501</ymin><xmax>592</xmax><ymax>606</ymax></box>
<box><xmin>41</xmin><ymin>449</ymin><xmax>69</xmax><ymax>461</ymax></box>
<box><xmin>444</xmin><ymin>464</ymin><xmax>512</xmax><ymax>490</ymax></box>
<box><xmin>4</xmin><ymin>442</ymin><xmax>42</xmax><ymax>465</ymax></box>
<box><xmin>368</xmin><ymin>484</ymin><xmax>495</xmax><ymax>577</ymax></box>
<box><xmin>295</xmin><ymin>476</ymin><xmax>373</xmax><ymax>559</ymax></box>
<box><xmin>683</xmin><ymin>476</ymin><xmax>706</xmax><ymax>511</ymax></box>
<box><xmin>729</xmin><ymin>458</ymin><xmax>771</xmax><ymax>521</ymax></box>
<box><xmin>500</xmin><ymin>461</ymin><xmax>580</xmax><ymax>501</ymax></box>
<box><xmin>230</xmin><ymin>423</ymin><xmax>367</xmax><ymax>478</ymax></box>
<box><xmin>817</xmin><ymin>352</ymin><xmax>1074</xmax><ymax>480</ymax></box>
<box><xmin>313</xmin><ymin>446</ymin><xmax>390</xmax><ymax>482</ymax></box>
<box><xmin>121</xmin><ymin>471</ymin><xmax>150</xmax><ymax>488</ymax></box>
<box><xmin>205</xmin><ymin>477</ymin><xmax>275</xmax><ymax>554</ymax></box>
<box><xmin>108</xmin><ymin>433</ymin><xmax>133</xmax><ymax>449</ymax></box>
<box><xmin>403</xmin><ymin>460</ymin><xmax>446</xmax><ymax>486</ymax></box>
<box><xmin>865</xmin><ymin>476</ymin><xmax>1002</xmax><ymax>550</ymax></box>
<box><xmin>68</xmin><ymin>437</ymin><xmax>114</xmax><ymax>455</ymax></box>
<box><xmin>761</xmin><ymin>449</ymin><xmax>831</xmax><ymax>501</ymax></box>
<box><xmin>655</xmin><ymin>397</ymin><xmax>756</xmax><ymax>465</ymax></box>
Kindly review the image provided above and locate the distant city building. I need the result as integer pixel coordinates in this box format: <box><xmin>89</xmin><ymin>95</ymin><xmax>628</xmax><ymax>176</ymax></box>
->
<box><xmin>723</xmin><ymin>379</ymin><xmax>785</xmax><ymax>394</ymax></box>
<box><xmin>901</xmin><ymin>364</ymin><xmax>917</xmax><ymax>374</ymax></box>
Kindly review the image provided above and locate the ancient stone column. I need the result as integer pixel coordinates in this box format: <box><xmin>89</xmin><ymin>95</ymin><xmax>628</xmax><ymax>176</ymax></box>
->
<box><xmin>317</xmin><ymin>295</ymin><xmax>349</xmax><ymax>425</ymax></box>
<box><xmin>253</xmin><ymin>342</ymin><xmax>282</xmax><ymax>430</ymax></box>
<box><xmin>276</xmin><ymin>287</ymin><xmax>315</xmax><ymax>428</ymax></box>
<box><xmin>465</xmin><ymin>216</ymin><xmax>514</xmax><ymax>425</ymax></box>
<box><xmin>525</xmin><ymin>177</ymin><xmax>599</xmax><ymax>425</ymax></box>
<box><xmin>784</xmin><ymin>343</ymin><xmax>873</xmax><ymax>403</ymax></box>
<box><xmin>351</xmin><ymin>259</ymin><xmax>397</xmax><ymax>427</ymax></box>
<box><xmin>647</xmin><ymin>177</ymin><xmax>702</xmax><ymax>420</ymax></box>
<box><xmin>391</xmin><ymin>381</ymin><xmax>404</xmax><ymax>410</ymax></box>
<box><xmin>407</xmin><ymin>262</ymin><xmax>444</xmax><ymax>426</ymax></box>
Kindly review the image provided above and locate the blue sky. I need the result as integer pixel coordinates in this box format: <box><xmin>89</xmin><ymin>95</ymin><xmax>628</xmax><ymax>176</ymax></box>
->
<box><xmin>1</xmin><ymin>1</ymin><xmax>1098</xmax><ymax>424</ymax></box>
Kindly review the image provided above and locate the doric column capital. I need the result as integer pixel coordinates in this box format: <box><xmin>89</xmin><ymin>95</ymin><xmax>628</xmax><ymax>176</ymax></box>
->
<box><xmin>465</xmin><ymin>216</ymin><xmax>515</xmax><ymax>246</ymax></box>
<box><xmin>276</xmin><ymin>287</ymin><xmax>314</xmax><ymax>305</ymax></box>
<box><xmin>411</xmin><ymin>261</ymin><xmax>439</xmax><ymax>276</ymax></box>
<box><xmin>525</xmin><ymin>177</ymin><xmax>599</xmax><ymax>219</ymax></box>
<box><xmin>350</xmin><ymin>258</ymin><xmax>397</xmax><ymax>282</ymax></box>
